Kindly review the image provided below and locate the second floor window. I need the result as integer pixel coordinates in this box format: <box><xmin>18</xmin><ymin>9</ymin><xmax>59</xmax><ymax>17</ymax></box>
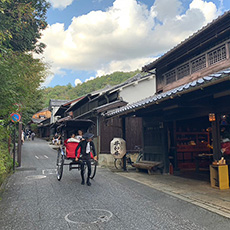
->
<box><xmin>191</xmin><ymin>55</ymin><xmax>206</xmax><ymax>74</ymax></box>
<box><xmin>208</xmin><ymin>45</ymin><xmax>226</xmax><ymax>66</ymax></box>
<box><xmin>177</xmin><ymin>63</ymin><xmax>190</xmax><ymax>80</ymax></box>
<box><xmin>165</xmin><ymin>70</ymin><xmax>176</xmax><ymax>84</ymax></box>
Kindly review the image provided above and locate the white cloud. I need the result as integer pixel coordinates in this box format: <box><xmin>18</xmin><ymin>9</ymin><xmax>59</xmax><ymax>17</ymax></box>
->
<box><xmin>96</xmin><ymin>57</ymin><xmax>155</xmax><ymax>77</ymax></box>
<box><xmin>74</xmin><ymin>78</ymin><xmax>82</xmax><ymax>86</ymax></box>
<box><xmin>189</xmin><ymin>0</ymin><xmax>218</xmax><ymax>23</ymax></box>
<box><xmin>40</xmin><ymin>0</ymin><xmax>220</xmax><ymax>85</ymax></box>
<box><xmin>48</xmin><ymin>0</ymin><xmax>74</xmax><ymax>9</ymax></box>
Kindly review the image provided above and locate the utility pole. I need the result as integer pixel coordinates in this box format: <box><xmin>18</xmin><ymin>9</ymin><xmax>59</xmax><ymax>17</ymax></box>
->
<box><xmin>17</xmin><ymin>121</ymin><xmax>22</xmax><ymax>167</ymax></box>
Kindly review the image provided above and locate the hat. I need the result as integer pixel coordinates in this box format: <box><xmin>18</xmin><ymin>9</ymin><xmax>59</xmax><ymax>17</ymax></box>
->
<box><xmin>83</xmin><ymin>132</ymin><xmax>94</xmax><ymax>139</ymax></box>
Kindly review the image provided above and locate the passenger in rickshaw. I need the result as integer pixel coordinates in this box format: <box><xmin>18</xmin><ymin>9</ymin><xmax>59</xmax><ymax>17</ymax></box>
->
<box><xmin>67</xmin><ymin>133</ymin><xmax>79</xmax><ymax>143</ymax></box>
<box><xmin>76</xmin><ymin>129</ymin><xmax>83</xmax><ymax>141</ymax></box>
<box><xmin>75</xmin><ymin>133</ymin><xmax>97</xmax><ymax>186</ymax></box>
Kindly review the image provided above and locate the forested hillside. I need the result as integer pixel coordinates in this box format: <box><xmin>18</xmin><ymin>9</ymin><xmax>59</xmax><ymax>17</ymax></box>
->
<box><xmin>42</xmin><ymin>70</ymin><xmax>140</xmax><ymax>106</ymax></box>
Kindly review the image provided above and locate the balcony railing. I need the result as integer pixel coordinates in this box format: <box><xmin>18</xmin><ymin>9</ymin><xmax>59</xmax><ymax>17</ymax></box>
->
<box><xmin>163</xmin><ymin>43</ymin><xmax>228</xmax><ymax>85</ymax></box>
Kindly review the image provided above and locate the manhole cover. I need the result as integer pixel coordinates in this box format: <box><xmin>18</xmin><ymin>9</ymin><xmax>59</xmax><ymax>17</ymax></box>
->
<box><xmin>26</xmin><ymin>175</ymin><xmax>47</xmax><ymax>180</ymax></box>
<box><xmin>65</xmin><ymin>209</ymin><xmax>113</xmax><ymax>225</ymax></box>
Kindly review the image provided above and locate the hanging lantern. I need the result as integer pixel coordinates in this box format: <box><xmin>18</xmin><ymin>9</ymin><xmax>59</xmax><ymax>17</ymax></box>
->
<box><xmin>209</xmin><ymin>113</ymin><xmax>216</xmax><ymax>122</ymax></box>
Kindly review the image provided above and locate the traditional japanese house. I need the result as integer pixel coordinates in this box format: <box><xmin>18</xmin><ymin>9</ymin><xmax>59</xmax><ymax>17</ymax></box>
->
<box><xmin>48</xmin><ymin>99</ymin><xmax>69</xmax><ymax>135</ymax></box>
<box><xmin>37</xmin><ymin>117</ymin><xmax>51</xmax><ymax>138</ymax></box>
<box><xmin>66</xmin><ymin>73</ymin><xmax>156</xmax><ymax>155</ymax></box>
<box><xmin>30</xmin><ymin>108</ymin><xmax>51</xmax><ymax>138</ymax></box>
<box><xmin>107</xmin><ymin>11</ymin><xmax>230</xmax><ymax>176</ymax></box>
<box><xmin>32</xmin><ymin>108</ymin><xmax>51</xmax><ymax>120</ymax></box>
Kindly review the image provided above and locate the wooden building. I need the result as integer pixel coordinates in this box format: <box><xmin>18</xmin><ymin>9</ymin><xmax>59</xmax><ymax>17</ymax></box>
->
<box><xmin>107</xmin><ymin>11</ymin><xmax>230</xmax><ymax>175</ymax></box>
<box><xmin>32</xmin><ymin>108</ymin><xmax>51</xmax><ymax>120</ymax></box>
<box><xmin>37</xmin><ymin>118</ymin><xmax>51</xmax><ymax>138</ymax></box>
<box><xmin>64</xmin><ymin>73</ymin><xmax>155</xmax><ymax>154</ymax></box>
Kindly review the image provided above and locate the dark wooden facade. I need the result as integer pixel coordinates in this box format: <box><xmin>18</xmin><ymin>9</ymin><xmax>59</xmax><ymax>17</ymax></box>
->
<box><xmin>100</xmin><ymin>116</ymin><xmax>143</xmax><ymax>153</ymax></box>
<box><xmin>108</xmin><ymin>11</ymin><xmax>230</xmax><ymax>174</ymax></box>
<box><xmin>66</xmin><ymin>89</ymin><xmax>143</xmax><ymax>154</ymax></box>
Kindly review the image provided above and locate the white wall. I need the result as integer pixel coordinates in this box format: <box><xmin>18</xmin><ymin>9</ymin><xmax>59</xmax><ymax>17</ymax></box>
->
<box><xmin>119</xmin><ymin>75</ymin><xmax>156</xmax><ymax>104</ymax></box>
<box><xmin>50</xmin><ymin>107</ymin><xmax>60</xmax><ymax>124</ymax></box>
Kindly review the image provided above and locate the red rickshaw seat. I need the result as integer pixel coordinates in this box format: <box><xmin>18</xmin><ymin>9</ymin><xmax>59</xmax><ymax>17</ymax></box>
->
<box><xmin>64</xmin><ymin>140</ymin><xmax>94</xmax><ymax>159</ymax></box>
<box><xmin>64</xmin><ymin>141</ymin><xmax>80</xmax><ymax>159</ymax></box>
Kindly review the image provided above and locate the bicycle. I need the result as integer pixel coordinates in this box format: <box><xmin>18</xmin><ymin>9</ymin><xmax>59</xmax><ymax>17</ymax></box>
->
<box><xmin>114</xmin><ymin>146</ymin><xmax>143</xmax><ymax>170</ymax></box>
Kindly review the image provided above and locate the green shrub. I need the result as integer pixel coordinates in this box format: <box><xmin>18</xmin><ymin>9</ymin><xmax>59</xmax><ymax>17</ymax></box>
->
<box><xmin>0</xmin><ymin>126</ymin><xmax>13</xmax><ymax>185</ymax></box>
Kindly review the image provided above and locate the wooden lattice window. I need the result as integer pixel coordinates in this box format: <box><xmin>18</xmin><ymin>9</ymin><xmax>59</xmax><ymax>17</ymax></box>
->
<box><xmin>191</xmin><ymin>55</ymin><xmax>206</xmax><ymax>73</ymax></box>
<box><xmin>165</xmin><ymin>70</ymin><xmax>176</xmax><ymax>84</ymax></box>
<box><xmin>177</xmin><ymin>63</ymin><xmax>190</xmax><ymax>80</ymax></box>
<box><xmin>208</xmin><ymin>45</ymin><xmax>226</xmax><ymax>66</ymax></box>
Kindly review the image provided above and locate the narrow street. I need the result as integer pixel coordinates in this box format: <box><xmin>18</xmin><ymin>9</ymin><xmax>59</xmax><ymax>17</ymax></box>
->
<box><xmin>0</xmin><ymin>139</ymin><xmax>229</xmax><ymax>230</ymax></box>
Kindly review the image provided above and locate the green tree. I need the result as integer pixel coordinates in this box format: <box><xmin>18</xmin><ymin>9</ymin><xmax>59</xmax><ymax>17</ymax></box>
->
<box><xmin>0</xmin><ymin>0</ymin><xmax>50</xmax><ymax>53</ymax></box>
<box><xmin>42</xmin><ymin>70</ymin><xmax>141</xmax><ymax>106</ymax></box>
<box><xmin>0</xmin><ymin>52</ymin><xmax>48</xmax><ymax>124</ymax></box>
<box><xmin>0</xmin><ymin>0</ymin><xmax>50</xmax><ymax>184</ymax></box>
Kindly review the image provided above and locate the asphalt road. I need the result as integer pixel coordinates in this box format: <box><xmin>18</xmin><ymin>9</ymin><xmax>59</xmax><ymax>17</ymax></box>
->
<box><xmin>0</xmin><ymin>138</ymin><xmax>230</xmax><ymax>230</ymax></box>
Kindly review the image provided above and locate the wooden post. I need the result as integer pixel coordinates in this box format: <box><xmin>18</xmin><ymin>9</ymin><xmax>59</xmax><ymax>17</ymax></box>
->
<box><xmin>122</xmin><ymin>117</ymin><xmax>127</xmax><ymax>171</ymax></box>
<box><xmin>17</xmin><ymin>121</ymin><xmax>22</xmax><ymax>167</ymax></box>
<box><xmin>162</xmin><ymin>122</ymin><xmax>169</xmax><ymax>174</ymax></box>
<box><xmin>13</xmin><ymin>124</ymin><xmax>16</xmax><ymax>172</ymax></box>
<box><xmin>96</xmin><ymin>116</ymin><xmax>100</xmax><ymax>160</ymax></box>
<box><xmin>211</xmin><ymin>114</ymin><xmax>221</xmax><ymax>161</ymax></box>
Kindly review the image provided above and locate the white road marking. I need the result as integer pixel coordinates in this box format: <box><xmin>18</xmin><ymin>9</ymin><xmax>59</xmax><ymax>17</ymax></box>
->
<box><xmin>42</xmin><ymin>169</ymin><xmax>57</xmax><ymax>175</ymax></box>
<box><xmin>26</xmin><ymin>175</ymin><xmax>46</xmax><ymax>180</ymax></box>
<box><xmin>44</xmin><ymin>155</ymin><xmax>48</xmax><ymax>159</ymax></box>
<box><xmin>35</xmin><ymin>155</ymin><xmax>39</xmax><ymax>159</ymax></box>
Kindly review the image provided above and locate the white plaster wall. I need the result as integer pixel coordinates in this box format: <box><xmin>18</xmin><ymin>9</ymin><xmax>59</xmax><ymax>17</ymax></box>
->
<box><xmin>50</xmin><ymin>107</ymin><xmax>60</xmax><ymax>124</ymax></box>
<box><xmin>120</xmin><ymin>76</ymin><xmax>156</xmax><ymax>104</ymax></box>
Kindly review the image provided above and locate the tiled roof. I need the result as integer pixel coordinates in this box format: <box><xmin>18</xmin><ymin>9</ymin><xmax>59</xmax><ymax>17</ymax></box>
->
<box><xmin>106</xmin><ymin>68</ymin><xmax>230</xmax><ymax>117</ymax></box>
<box><xmin>49</xmin><ymin>99</ymin><xmax>69</xmax><ymax>107</ymax></box>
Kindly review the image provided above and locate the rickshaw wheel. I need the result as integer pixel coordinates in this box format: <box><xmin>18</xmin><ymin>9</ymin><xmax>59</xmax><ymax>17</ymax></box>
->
<box><xmin>114</xmin><ymin>158</ymin><xmax>123</xmax><ymax>169</ymax></box>
<box><xmin>57</xmin><ymin>148</ymin><xmax>64</xmax><ymax>181</ymax></box>
<box><xmin>90</xmin><ymin>160</ymin><xmax>97</xmax><ymax>179</ymax></box>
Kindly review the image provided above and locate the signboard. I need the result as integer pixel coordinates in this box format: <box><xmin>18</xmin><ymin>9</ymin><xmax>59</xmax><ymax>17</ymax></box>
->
<box><xmin>110</xmin><ymin>137</ymin><xmax>126</xmax><ymax>159</ymax></box>
<box><xmin>10</xmin><ymin>113</ymin><xmax>21</xmax><ymax>123</ymax></box>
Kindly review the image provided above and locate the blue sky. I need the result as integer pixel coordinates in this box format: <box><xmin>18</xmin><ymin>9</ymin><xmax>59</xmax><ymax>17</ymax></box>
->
<box><xmin>40</xmin><ymin>0</ymin><xmax>230</xmax><ymax>87</ymax></box>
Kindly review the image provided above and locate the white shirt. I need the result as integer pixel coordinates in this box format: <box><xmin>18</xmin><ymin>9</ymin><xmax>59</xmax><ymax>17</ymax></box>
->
<box><xmin>86</xmin><ymin>142</ymin><xmax>91</xmax><ymax>153</ymax></box>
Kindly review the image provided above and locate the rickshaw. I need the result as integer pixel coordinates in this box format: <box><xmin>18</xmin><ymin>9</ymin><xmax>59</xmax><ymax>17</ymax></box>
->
<box><xmin>56</xmin><ymin>119</ymin><xmax>97</xmax><ymax>181</ymax></box>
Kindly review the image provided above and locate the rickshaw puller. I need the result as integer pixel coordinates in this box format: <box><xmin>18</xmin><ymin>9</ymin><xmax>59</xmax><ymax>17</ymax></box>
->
<box><xmin>75</xmin><ymin>133</ymin><xmax>97</xmax><ymax>186</ymax></box>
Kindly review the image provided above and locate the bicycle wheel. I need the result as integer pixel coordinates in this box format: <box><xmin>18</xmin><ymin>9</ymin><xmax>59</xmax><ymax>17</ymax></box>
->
<box><xmin>90</xmin><ymin>160</ymin><xmax>97</xmax><ymax>179</ymax></box>
<box><xmin>136</xmin><ymin>152</ymin><xmax>143</xmax><ymax>163</ymax></box>
<box><xmin>57</xmin><ymin>149</ymin><xmax>64</xmax><ymax>181</ymax></box>
<box><xmin>114</xmin><ymin>158</ymin><xmax>123</xmax><ymax>169</ymax></box>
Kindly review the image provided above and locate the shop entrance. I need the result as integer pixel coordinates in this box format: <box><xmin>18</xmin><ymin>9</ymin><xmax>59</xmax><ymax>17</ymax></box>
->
<box><xmin>173</xmin><ymin>116</ymin><xmax>213</xmax><ymax>180</ymax></box>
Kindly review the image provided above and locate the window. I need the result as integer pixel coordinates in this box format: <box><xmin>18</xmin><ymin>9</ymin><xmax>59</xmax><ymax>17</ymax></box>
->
<box><xmin>165</xmin><ymin>70</ymin><xmax>176</xmax><ymax>84</ymax></box>
<box><xmin>177</xmin><ymin>63</ymin><xmax>190</xmax><ymax>80</ymax></box>
<box><xmin>191</xmin><ymin>55</ymin><xmax>206</xmax><ymax>73</ymax></box>
<box><xmin>208</xmin><ymin>45</ymin><xmax>226</xmax><ymax>66</ymax></box>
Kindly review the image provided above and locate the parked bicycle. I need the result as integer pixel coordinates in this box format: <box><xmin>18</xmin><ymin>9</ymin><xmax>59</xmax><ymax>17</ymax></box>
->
<box><xmin>114</xmin><ymin>146</ymin><xmax>143</xmax><ymax>170</ymax></box>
